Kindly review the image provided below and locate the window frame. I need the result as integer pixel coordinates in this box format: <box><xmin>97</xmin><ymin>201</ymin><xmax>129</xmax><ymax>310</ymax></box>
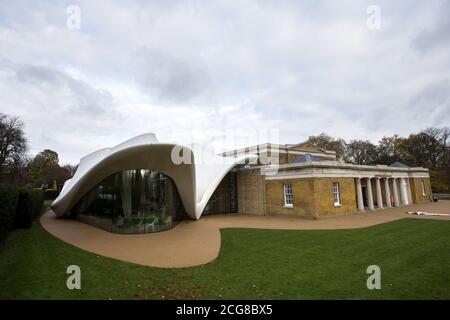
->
<box><xmin>421</xmin><ymin>180</ymin><xmax>426</xmax><ymax>196</ymax></box>
<box><xmin>283</xmin><ymin>183</ymin><xmax>293</xmax><ymax>208</ymax></box>
<box><xmin>332</xmin><ymin>182</ymin><xmax>341</xmax><ymax>207</ymax></box>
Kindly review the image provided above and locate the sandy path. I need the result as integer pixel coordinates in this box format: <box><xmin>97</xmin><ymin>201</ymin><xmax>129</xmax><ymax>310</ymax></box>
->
<box><xmin>40</xmin><ymin>201</ymin><xmax>450</xmax><ymax>268</ymax></box>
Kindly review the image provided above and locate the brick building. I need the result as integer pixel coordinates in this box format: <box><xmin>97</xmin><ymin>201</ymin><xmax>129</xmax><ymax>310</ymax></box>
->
<box><xmin>213</xmin><ymin>142</ymin><xmax>432</xmax><ymax>219</ymax></box>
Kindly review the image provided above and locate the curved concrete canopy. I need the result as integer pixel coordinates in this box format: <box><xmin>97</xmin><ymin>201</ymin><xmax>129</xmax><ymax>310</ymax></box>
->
<box><xmin>51</xmin><ymin>133</ymin><xmax>257</xmax><ymax>220</ymax></box>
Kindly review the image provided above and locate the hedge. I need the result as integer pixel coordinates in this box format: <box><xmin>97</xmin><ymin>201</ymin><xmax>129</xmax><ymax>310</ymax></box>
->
<box><xmin>0</xmin><ymin>184</ymin><xmax>45</xmax><ymax>243</ymax></box>
<box><xmin>14</xmin><ymin>188</ymin><xmax>44</xmax><ymax>228</ymax></box>
<box><xmin>0</xmin><ymin>184</ymin><xmax>19</xmax><ymax>243</ymax></box>
<box><xmin>44</xmin><ymin>190</ymin><xmax>58</xmax><ymax>200</ymax></box>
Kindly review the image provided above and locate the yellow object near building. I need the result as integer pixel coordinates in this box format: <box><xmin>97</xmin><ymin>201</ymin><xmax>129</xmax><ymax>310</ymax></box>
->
<box><xmin>45</xmin><ymin>180</ymin><xmax>57</xmax><ymax>192</ymax></box>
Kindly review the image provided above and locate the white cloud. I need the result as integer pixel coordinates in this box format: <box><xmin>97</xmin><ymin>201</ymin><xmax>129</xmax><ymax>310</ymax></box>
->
<box><xmin>0</xmin><ymin>0</ymin><xmax>449</xmax><ymax>164</ymax></box>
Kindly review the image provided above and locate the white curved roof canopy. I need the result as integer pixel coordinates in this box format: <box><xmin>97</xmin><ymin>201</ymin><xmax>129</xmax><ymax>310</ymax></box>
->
<box><xmin>51</xmin><ymin>133</ymin><xmax>257</xmax><ymax>220</ymax></box>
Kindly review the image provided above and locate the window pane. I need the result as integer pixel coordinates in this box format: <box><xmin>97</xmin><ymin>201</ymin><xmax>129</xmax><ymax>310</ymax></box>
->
<box><xmin>333</xmin><ymin>182</ymin><xmax>340</xmax><ymax>204</ymax></box>
<box><xmin>284</xmin><ymin>183</ymin><xmax>293</xmax><ymax>205</ymax></box>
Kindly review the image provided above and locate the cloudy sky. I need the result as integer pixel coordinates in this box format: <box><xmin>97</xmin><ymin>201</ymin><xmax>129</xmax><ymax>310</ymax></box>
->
<box><xmin>1</xmin><ymin>0</ymin><xmax>449</xmax><ymax>164</ymax></box>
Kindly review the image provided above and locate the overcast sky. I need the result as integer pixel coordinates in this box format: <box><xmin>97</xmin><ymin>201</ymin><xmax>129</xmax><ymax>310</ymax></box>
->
<box><xmin>1</xmin><ymin>0</ymin><xmax>449</xmax><ymax>164</ymax></box>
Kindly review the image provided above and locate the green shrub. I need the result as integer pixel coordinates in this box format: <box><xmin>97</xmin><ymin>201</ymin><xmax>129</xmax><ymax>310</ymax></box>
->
<box><xmin>0</xmin><ymin>184</ymin><xmax>19</xmax><ymax>243</ymax></box>
<box><xmin>33</xmin><ymin>189</ymin><xmax>45</xmax><ymax>218</ymax></box>
<box><xmin>14</xmin><ymin>188</ymin><xmax>45</xmax><ymax>229</ymax></box>
<box><xmin>430</xmin><ymin>169</ymin><xmax>450</xmax><ymax>193</ymax></box>
<box><xmin>14</xmin><ymin>188</ymin><xmax>34</xmax><ymax>228</ymax></box>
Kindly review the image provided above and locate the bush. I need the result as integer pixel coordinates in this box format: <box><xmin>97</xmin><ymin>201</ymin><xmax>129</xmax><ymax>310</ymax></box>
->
<box><xmin>14</xmin><ymin>188</ymin><xmax>45</xmax><ymax>229</ymax></box>
<box><xmin>44</xmin><ymin>189</ymin><xmax>58</xmax><ymax>200</ymax></box>
<box><xmin>430</xmin><ymin>169</ymin><xmax>450</xmax><ymax>193</ymax></box>
<box><xmin>34</xmin><ymin>190</ymin><xmax>45</xmax><ymax>217</ymax></box>
<box><xmin>0</xmin><ymin>184</ymin><xmax>19</xmax><ymax>243</ymax></box>
<box><xmin>14</xmin><ymin>188</ymin><xmax>34</xmax><ymax>228</ymax></box>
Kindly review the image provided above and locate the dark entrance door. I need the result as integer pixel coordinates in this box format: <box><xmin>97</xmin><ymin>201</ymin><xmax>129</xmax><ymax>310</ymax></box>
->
<box><xmin>362</xmin><ymin>186</ymin><xmax>368</xmax><ymax>208</ymax></box>
<box><xmin>202</xmin><ymin>172</ymin><xmax>238</xmax><ymax>215</ymax></box>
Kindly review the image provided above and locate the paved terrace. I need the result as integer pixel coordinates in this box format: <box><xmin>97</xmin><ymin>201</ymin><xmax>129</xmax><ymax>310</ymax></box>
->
<box><xmin>40</xmin><ymin>201</ymin><xmax>450</xmax><ymax>268</ymax></box>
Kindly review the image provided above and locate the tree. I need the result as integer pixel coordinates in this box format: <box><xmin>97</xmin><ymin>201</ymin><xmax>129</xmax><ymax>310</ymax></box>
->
<box><xmin>47</xmin><ymin>165</ymin><xmax>72</xmax><ymax>187</ymax></box>
<box><xmin>306</xmin><ymin>133</ymin><xmax>347</xmax><ymax>160</ymax></box>
<box><xmin>423</xmin><ymin>127</ymin><xmax>450</xmax><ymax>168</ymax></box>
<box><xmin>28</xmin><ymin>149</ymin><xmax>60</xmax><ymax>187</ymax></box>
<box><xmin>402</xmin><ymin>132</ymin><xmax>441</xmax><ymax>168</ymax></box>
<box><xmin>376</xmin><ymin>135</ymin><xmax>409</xmax><ymax>165</ymax></box>
<box><xmin>0</xmin><ymin>114</ymin><xmax>28</xmax><ymax>176</ymax></box>
<box><xmin>62</xmin><ymin>164</ymin><xmax>78</xmax><ymax>176</ymax></box>
<box><xmin>415</xmin><ymin>128</ymin><xmax>450</xmax><ymax>193</ymax></box>
<box><xmin>345</xmin><ymin>140</ymin><xmax>378</xmax><ymax>165</ymax></box>
<box><xmin>6</xmin><ymin>155</ymin><xmax>31</xmax><ymax>186</ymax></box>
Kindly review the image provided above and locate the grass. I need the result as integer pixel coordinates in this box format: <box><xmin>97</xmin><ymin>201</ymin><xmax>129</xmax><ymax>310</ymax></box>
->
<box><xmin>0</xmin><ymin>218</ymin><xmax>450</xmax><ymax>299</ymax></box>
<box><xmin>43</xmin><ymin>200</ymin><xmax>53</xmax><ymax>211</ymax></box>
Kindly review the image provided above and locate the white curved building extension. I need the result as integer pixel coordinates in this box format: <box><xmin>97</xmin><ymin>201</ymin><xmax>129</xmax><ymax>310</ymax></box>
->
<box><xmin>51</xmin><ymin>133</ymin><xmax>257</xmax><ymax>233</ymax></box>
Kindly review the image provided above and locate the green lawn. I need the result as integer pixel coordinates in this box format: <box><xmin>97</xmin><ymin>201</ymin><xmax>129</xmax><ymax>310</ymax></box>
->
<box><xmin>1</xmin><ymin>218</ymin><xmax>450</xmax><ymax>299</ymax></box>
<box><xmin>43</xmin><ymin>200</ymin><xmax>53</xmax><ymax>211</ymax></box>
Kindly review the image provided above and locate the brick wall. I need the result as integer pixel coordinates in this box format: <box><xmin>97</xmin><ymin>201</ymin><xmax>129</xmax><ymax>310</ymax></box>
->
<box><xmin>264</xmin><ymin>177</ymin><xmax>357</xmax><ymax>218</ymax></box>
<box><xmin>265</xmin><ymin>178</ymin><xmax>316</xmax><ymax>218</ymax></box>
<box><xmin>237</xmin><ymin>169</ymin><xmax>266</xmax><ymax>215</ymax></box>
<box><xmin>312</xmin><ymin>177</ymin><xmax>357</xmax><ymax>217</ymax></box>
<box><xmin>237</xmin><ymin>173</ymin><xmax>432</xmax><ymax>219</ymax></box>
<box><xmin>278</xmin><ymin>153</ymin><xmax>287</xmax><ymax>165</ymax></box>
<box><xmin>410</xmin><ymin>177</ymin><xmax>432</xmax><ymax>204</ymax></box>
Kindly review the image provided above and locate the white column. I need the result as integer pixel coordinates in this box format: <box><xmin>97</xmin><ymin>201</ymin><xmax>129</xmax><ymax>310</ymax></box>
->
<box><xmin>384</xmin><ymin>178</ymin><xmax>392</xmax><ymax>208</ymax></box>
<box><xmin>356</xmin><ymin>178</ymin><xmax>365</xmax><ymax>212</ymax></box>
<box><xmin>365</xmin><ymin>177</ymin><xmax>374</xmax><ymax>210</ymax></box>
<box><xmin>392</xmin><ymin>178</ymin><xmax>400</xmax><ymax>207</ymax></box>
<box><xmin>406</xmin><ymin>178</ymin><xmax>413</xmax><ymax>204</ymax></box>
<box><xmin>375</xmin><ymin>177</ymin><xmax>383</xmax><ymax>209</ymax></box>
<box><xmin>400</xmin><ymin>178</ymin><xmax>409</xmax><ymax>205</ymax></box>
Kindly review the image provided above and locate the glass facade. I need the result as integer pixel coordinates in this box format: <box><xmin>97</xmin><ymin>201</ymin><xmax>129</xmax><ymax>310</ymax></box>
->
<box><xmin>70</xmin><ymin>169</ymin><xmax>186</xmax><ymax>234</ymax></box>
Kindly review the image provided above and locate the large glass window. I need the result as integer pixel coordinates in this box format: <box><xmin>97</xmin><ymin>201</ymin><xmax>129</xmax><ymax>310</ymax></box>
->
<box><xmin>70</xmin><ymin>169</ymin><xmax>186</xmax><ymax>234</ymax></box>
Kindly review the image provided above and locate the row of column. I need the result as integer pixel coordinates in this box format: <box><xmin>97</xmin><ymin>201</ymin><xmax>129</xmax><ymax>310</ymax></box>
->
<box><xmin>355</xmin><ymin>177</ymin><xmax>411</xmax><ymax>212</ymax></box>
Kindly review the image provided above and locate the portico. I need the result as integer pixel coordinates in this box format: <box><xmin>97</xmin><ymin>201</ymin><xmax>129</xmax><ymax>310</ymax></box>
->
<box><xmin>262</xmin><ymin>159</ymin><xmax>431</xmax><ymax>218</ymax></box>
<box><xmin>354</xmin><ymin>176</ymin><xmax>412</xmax><ymax>212</ymax></box>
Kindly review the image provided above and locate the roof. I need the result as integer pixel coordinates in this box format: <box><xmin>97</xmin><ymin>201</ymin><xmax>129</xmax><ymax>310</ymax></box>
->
<box><xmin>292</xmin><ymin>153</ymin><xmax>325</xmax><ymax>163</ymax></box>
<box><xmin>221</xmin><ymin>142</ymin><xmax>337</xmax><ymax>158</ymax></box>
<box><xmin>287</xmin><ymin>142</ymin><xmax>334</xmax><ymax>154</ymax></box>
<box><xmin>389</xmin><ymin>161</ymin><xmax>410</xmax><ymax>168</ymax></box>
<box><xmin>51</xmin><ymin>133</ymin><xmax>257</xmax><ymax>220</ymax></box>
